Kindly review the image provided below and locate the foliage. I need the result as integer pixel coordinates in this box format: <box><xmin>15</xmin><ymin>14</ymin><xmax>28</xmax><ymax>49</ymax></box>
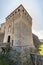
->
<box><xmin>1</xmin><ymin>43</ymin><xmax>11</xmax><ymax>55</ymax></box>
<box><xmin>0</xmin><ymin>53</ymin><xmax>9</xmax><ymax>65</ymax></box>
<box><xmin>6</xmin><ymin>43</ymin><xmax>11</xmax><ymax>52</ymax></box>
<box><xmin>0</xmin><ymin>43</ymin><xmax>11</xmax><ymax>65</ymax></box>
<box><xmin>1</xmin><ymin>43</ymin><xmax>35</xmax><ymax>65</ymax></box>
<box><xmin>38</xmin><ymin>44</ymin><xmax>43</xmax><ymax>55</ymax></box>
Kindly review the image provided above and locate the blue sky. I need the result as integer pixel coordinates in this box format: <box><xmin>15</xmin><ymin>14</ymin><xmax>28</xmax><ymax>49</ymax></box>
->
<box><xmin>0</xmin><ymin>0</ymin><xmax>43</xmax><ymax>39</ymax></box>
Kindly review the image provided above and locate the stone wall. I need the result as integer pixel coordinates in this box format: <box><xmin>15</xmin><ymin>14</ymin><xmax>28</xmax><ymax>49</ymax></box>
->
<box><xmin>0</xmin><ymin>5</ymin><xmax>35</xmax><ymax>48</ymax></box>
<box><xmin>30</xmin><ymin>53</ymin><xmax>43</xmax><ymax>65</ymax></box>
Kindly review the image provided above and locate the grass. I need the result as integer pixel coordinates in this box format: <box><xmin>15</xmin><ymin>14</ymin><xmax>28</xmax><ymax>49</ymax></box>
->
<box><xmin>0</xmin><ymin>53</ymin><xmax>9</xmax><ymax>65</ymax></box>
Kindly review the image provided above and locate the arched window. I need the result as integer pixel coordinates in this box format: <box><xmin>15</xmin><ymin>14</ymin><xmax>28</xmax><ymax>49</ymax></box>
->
<box><xmin>7</xmin><ymin>36</ymin><xmax>10</xmax><ymax>43</ymax></box>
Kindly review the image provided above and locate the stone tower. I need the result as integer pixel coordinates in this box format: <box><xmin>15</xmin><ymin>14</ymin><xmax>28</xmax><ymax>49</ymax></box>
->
<box><xmin>3</xmin><ymin>5</ymin><xmax>35</xmax><ymax>48</ymax></box>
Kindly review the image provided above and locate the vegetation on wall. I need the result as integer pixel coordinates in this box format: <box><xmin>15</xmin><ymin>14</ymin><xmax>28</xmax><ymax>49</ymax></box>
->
<box><xmin>0</xmin><ymin>53</ymin><xmax>9</xmax><ymax>65</ymax></box>
<box><xmin>0</xmin><ymin>42</ymin><xmax>43</xmax><ymax>65</ymax></box>
<box><xmin>4</xmin><ymin>47</ymin><xmax>33</xmax><ymax>65</ymax></box>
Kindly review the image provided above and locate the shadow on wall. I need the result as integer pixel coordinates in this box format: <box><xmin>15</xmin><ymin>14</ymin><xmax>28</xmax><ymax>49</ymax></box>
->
<box><xmin>32</xmin><ymin>33</ymin><xmax>41</xmax><ymax>48</ymax></box>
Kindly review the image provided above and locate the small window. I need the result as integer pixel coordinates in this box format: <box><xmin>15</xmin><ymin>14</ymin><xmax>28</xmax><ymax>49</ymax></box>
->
<box><xmin>12</xmin><ymin>40</ymin><xmax>13</xmax><ymax>46</ymax></box>
<box><xmin>22</xmin><ymin>10</ymin><xmax>24</xmax><ymax>12</ymax></box>
<box><xmin>18</xmin><ymin>9</ymin><xmax>20</xmax><ymax>11</ymax></box>
<box><xmin>12</xmin><ymin>13</ymin><xmax>14</xmax><ymax>16</ymax></box>
<box><xmin>15</xmin><ymin>11</ymin><xmax>17</xmax><ymax>14</ymax></box>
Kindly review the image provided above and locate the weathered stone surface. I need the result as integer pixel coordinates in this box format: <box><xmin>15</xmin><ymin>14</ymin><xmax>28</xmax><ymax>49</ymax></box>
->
<box><xmin>0</xmin><ymin>5</ymin><xmax>37</xmax><ymax>49</ymax></box>
<box><xmin>5</xmin><ymin>47</ymin><xmax>33</xmax><ymax>65</ymax></box>
<box><xmin>14</xmin><ymin>20</ymin><xmax>34</xmax><ymax>47</ymax></box>
<box><xmin>0</xmin><ymin>33</ymin><xmax>4</xmax><ymax>43</ymax></box>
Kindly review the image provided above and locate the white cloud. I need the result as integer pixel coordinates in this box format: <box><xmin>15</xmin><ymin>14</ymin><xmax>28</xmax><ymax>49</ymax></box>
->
<box><xmin>38</xmin><ymin>31</ymin><xmax>43</xmax><ymax>39</ymax></box>
<box><xmin>32</xmin><ymin>29</ymin><xmax>43</xmax><ymax>39</ymax></box>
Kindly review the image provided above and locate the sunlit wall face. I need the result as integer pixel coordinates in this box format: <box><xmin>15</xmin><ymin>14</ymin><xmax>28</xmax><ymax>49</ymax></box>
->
<box><xmin>14</xmin><ymin>20</ymin><xmax>34</xmax><ymax>47</ymax></box>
